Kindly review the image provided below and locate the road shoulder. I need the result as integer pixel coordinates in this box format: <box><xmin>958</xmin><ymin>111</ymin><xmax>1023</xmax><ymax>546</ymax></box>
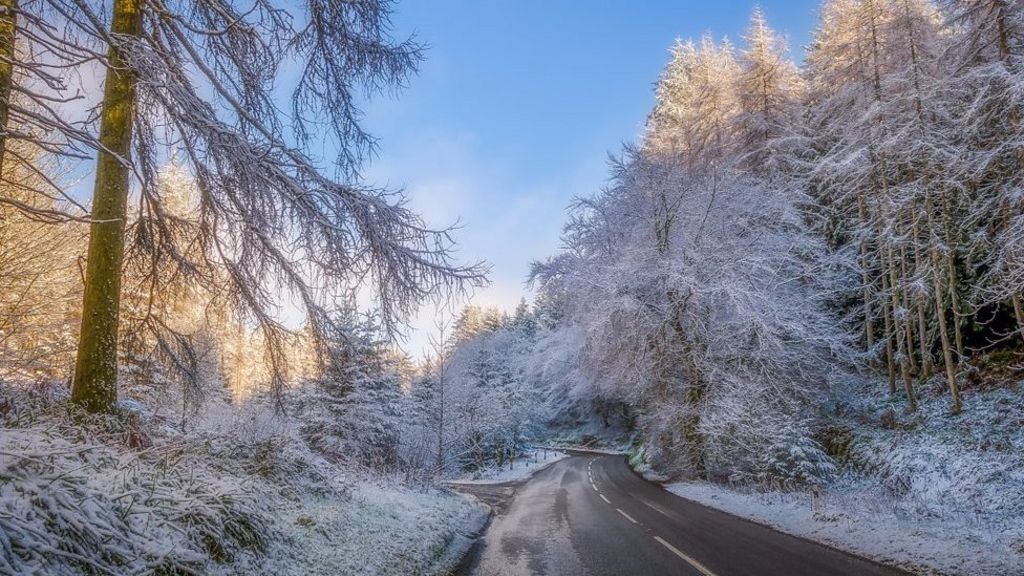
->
<box><xmin>661</xmin><ymin>479</ymin><xmax>1002</xmax><ymax>576</ymax></box>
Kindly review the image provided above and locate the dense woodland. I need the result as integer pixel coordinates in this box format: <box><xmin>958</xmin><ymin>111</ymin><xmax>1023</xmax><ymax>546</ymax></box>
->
<box><xmin>1</xmin><ymin>0</ymin><xmax>1023</xmax><ymax>574</ymax></box>
<box><xmin>426</xmin><ymin>0</ymin><xmax>1024</xmax><ymax>484</ymax></box>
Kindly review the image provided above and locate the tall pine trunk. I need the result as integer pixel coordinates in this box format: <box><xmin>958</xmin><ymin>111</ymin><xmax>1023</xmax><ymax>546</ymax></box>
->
<box><xmin>887</xmin><ymin>250</ymin><xmax>917</xmax><ymax>410</ymax></box>
<box><xmin>997</xmin><ymin>5</ymin><xmax>1024</xmax><ymax>346</ymax></box>
<box><xmin>71</xmin><ymin>0</ymin><xmax>142</xmax><ymax>412</ymax></box>
<box><xmin>858</xmin><ymin>193</ymin><xmax>875</xmax><ymax>349</ymax></box>
<box><xmin>881</xmin><ymin>270</ymin><xmax>897</xmax><ymax>395</ymax></box>
<box><xmin>926</xmin><ymin>194</ymin><xmax>962</xmax><ymax>414</ymax></box>
<box><xmin>1013</xmin><ymin>294</ymin><xmax>1024</xmax><ymax>345</ymax></box>
<box><xmin>0</xmin><ymin>0</ymin><xmax>16</xmax><ymax>171</ymax></box>
<box><xmin>899</xmin><ymin>243</ymin><xmax>918</xmax><ymax>375</ymax></box>
<box><xmin>911</xmin><ymin>212</ymin><xmax>932</xmax><ymax>377</ymax></box>
<box><xmin>880</xmin><ymin>190</ymin><xmax>916</xmax><ymax>410</ymax></box>
<box><xmin>941</xmin><ymin>199</ymin><xmax>964</xmax><ymax>357</ymax></box>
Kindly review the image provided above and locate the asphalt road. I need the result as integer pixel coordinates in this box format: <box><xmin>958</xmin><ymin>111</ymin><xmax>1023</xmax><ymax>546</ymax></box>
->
<box><xmin>457</xmin><ymin>454</ymin><xmax>911</xmax><ymax>576</ymax></box>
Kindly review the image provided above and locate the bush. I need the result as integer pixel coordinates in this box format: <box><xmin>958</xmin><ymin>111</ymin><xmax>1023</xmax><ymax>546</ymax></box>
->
<box><xmin>0</xmin><ymin>382</ymin><xmax>278</xmax><ymax>575</ymax></box>
<box><xmin>735</xmin><ymin>424</ymin><xmax>837</xmax><ymax>491</ymax></box>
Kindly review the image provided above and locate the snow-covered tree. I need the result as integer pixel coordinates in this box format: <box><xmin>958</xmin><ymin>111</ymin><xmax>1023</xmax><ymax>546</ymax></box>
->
<box><xmin>291</xmin><ymin>303</ymin><xmax>403</xmax><ymax>470</ymax></box>
<box><xmin>3</xmin><ymin>0</ymin><xmax>486</xmax><ymax>413</ymax></box>
<box><xmin>801</xmin><ymin>0</ymin><xmax>966</xmax><ymax>411</ymax></box>
<box><xmin>939</xmin><ymin>0</ymin><xmax>1024</xmax><ymax>351</ymax></box>
<box><xmin>647</xmin><ymin>35</ymin><xmax>740</xmax><ymax>165</ymax></box>
<box><xmin>734</xmin><ymin>8</ymin><xmax>804</xmax><ymax>176</ymax></box>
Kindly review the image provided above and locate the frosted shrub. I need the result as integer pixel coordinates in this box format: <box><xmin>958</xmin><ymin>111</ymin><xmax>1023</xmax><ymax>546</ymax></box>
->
<box><xmin>0</xmin><ymin>383</ymin><xmax>280</xmax><ymax>574</ymax></box>
<box><xmin>743</xmin><ymin>425</ymin><xmax>837</xmax><ymax>491</ymax></box>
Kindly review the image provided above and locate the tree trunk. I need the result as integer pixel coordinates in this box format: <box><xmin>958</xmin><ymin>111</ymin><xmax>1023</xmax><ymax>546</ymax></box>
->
<box><xmin>881</xmin><ymin>224</ymin><xmax>916</xmax><ymax>410</ymax></box>
<box><xmin>887</xmin><ymin>249</ymin><xmax>917</xmax><ymax>411</ymax></box>
<box><xmin>899</xmin><ymin>243</ymin><xmax>918</xmax><ymax>375</ymax></box>
<box><xmin>926</xmin><ymin>194</ymin><xmax>962</xmax><ymax>414</ymax></box>
<box><xmin>1012</xmin><ymin>294</ymin><xmax>1024</xmax><ymax>345</ymax></box>
<box><xmin>0</xmin><ymin>0</ymin><xmax>16</xmax><ymax>172</ymax></box>
<box><xmin>941</xmin><ymin>195</ymin><xmax>964</xmax><ymax>357</ymax></box>
<box><xmin>71</xmin><ymin>0</ymin><xmax>142</xmax><ymax>413</ymax></box>
<box><xmin>881</xmin><ymin>270</ymin><xmax>897</xmax><ymax>396</ymax></box>
<box><xmin>858</xmin><ymin>193</ymin><xmax>875</xmax><ymax>350</ymax></box>
<box><xmin>436</xmin><ymin>363</ymin><xmax>445</xmax><ymax>476</ymax></box>
<box><xmin>683</xmin><ymin>360</ymin><xmax>708</xmax><ymax>479</ymax></box>
<box><xmin>911</xmin><ymin>213</ymin><xmax>932</xmax><ymax>377</ymax></box>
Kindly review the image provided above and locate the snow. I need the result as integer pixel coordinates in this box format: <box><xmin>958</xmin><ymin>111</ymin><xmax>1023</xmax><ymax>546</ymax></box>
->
<box><xmin>258</xmin><ymin>482</ymin><xmax>487</xmax><ymax>576</ymax></box>
<box><xmin>4</xmin><ymin>2</ymin><xmax>1024</xmax><ymax>575</ymax></box>
<box><xmin>448</xmin><ymin>449</ymin><xmax>568</xmax><ymax>485</ymax></box>
<box><xmin>0</xmin><ymin>381</ymin><xmax>488</xmax><ymax>576</ymax></box>
<box><xmin>550</xmin><ymin>446</ymin><xmax>627</xmax><ymax>456</ymax></box>
<box><xmin>665</xmin><ymin>479</ymin><xmax>1019</xmax><ymax>576</ymax></box>
<box><xmin>664</xmin><ymin>383</ymin><xmax>1024</xmax><ymax>576</ymax></box>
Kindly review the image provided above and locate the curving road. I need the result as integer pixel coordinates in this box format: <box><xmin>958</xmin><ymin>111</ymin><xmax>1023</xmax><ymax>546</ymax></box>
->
<box><xmin>456</xmin><ymin>453</ymin><xmax>911</xmax><ymax>576</ymax></box>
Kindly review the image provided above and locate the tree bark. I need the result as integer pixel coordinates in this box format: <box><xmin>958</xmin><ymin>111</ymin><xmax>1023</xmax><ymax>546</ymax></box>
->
<box><xmin>71</xmin><ymin>0</ymin><xmax>142</xmax><ymax>412</ymax></box>
<box><xmin>899</xmin><ymin>243</ymin><xmax>918</xmax><ymax>376</ymax></box>
<box><xmin>879</xmin><ymin>187</ymin><xmax>916</xmax><ymax>409</ymax></box>
<box><xmin>997</xmin><ymin>3</ymin><xmax>1024</xmax><ymax>346</ymax></box>
<box><xmin>881</xmin><ymin>270</ymin><xmax>897</xmax><ymax>396</ymax></box>
<box><xmin>1012</xmin><ymin>293</ymin><xmax>1024</xmax><ymax>345</ymax></box>
<box><xmin>887</xmin><ymin>248</ymin><xmax>917</xmax><ymax>411</ymax></box>
<box><xmin>941</xmin><ymin>198</ymin><xmax>964</xmax><ymax>357</ymax></box>
<box><xmin>911</xmin><ymin>212</ymin><xmax>932</xmax><ymax>377</ymax></box>
<box><xmin>0</xmin><ymin>0</ymin><xmax>16</xmax><ymax>173</ymax></box>
<box><xmin>926</xmin><ymin>194</ymin><xmax>962</xmax><ymax>414</ymax></box>
<box><xmin>858</xmin><ymin>193</ymin><xmax>875</xmax><ymax>350</ymax></box>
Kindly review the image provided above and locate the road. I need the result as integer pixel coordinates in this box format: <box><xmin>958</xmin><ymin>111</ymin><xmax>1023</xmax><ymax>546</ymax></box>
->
<box><xmin>455</xmin><ymin>454</ymin><xmax>911</xmax><ymax>576</ymax></box>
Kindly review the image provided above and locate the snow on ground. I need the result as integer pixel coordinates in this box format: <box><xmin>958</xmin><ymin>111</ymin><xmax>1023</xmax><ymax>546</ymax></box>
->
<box><xmin>259</xmin><ymin>481</ymin><xmax>487</xmax><ymax>576</ymax></box>
<box><xmin>0</xmin><ymin>381</ymin><xmax>487</xmax><ymax>576</ymax></box>
<box><xmin>666</xmin><ymin>479</ymin><xmax>1018</xmax><ymax>576</ymax></box>
<box><xmin>550</xmin><ymin>445</ymin><xmax>628</xmax><ymax>456</ymax></box>
<box><xmin>448</xmin><ymin>449</ymin><xmax>567</xmax><ymax>485</ymax></box>
<box><xmin>664</xmin><ymin>380</ymin><xmax>1024</xmax><ymax>576</ymax></box>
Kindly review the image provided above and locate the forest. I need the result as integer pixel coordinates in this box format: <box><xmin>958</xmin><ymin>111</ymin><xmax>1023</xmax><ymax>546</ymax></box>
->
<box><xmin>1</xmin><ymin>1</ymin><xmax>1022</xmax><ymax>575</ymax></box>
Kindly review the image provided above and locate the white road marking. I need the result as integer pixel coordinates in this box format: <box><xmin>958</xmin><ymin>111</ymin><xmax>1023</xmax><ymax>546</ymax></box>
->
<box><xmin>653</xmin><ymin>536</ymin><xmax>717</xmax><ymax>576</ymax></box>
<box><xmin>640</xmin><ymin>498</ymin><xmax>675</xmax><ymax>518</ymax></box>
<box><xmin>615</xmin><ymin>508</ymin><xmax>638</xmax><ymax>524</ymax></box>
<box><xmin>599</xmin><ymin>493</ymin><xmax>611</xmax><ymax>504</ymax></box>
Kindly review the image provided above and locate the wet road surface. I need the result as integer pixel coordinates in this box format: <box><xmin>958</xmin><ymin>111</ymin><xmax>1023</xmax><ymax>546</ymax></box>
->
<box><xmin>457</xmin><ymin>454</ymin><xmax>911</xmax><ymax>576</ymax></box>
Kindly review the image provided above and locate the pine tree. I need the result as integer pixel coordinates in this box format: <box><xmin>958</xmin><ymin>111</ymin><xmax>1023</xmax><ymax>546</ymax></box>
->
<box><xmin>735</xmin><ymin>7</ymin><xmax>803</xmax><ymax>176</ymax></box>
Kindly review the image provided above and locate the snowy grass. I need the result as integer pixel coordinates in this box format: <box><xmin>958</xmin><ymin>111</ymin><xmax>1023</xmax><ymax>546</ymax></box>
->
<box><xmin>256</xmin><ymin>481</ymin><xmax>487</xmax><ymax>576</ymax></box>
<box><xmin>0</xmin><ymin>381</ymin><xmax>487</xmax><ymax>576</ymax></box>
<box><xmin>448</xmin><ymin>449</ymin><xmax>567</xmax><ymax>485</ymax></box>
<box><xmin>664</xmin><ymin>377</ymin><xmax>1024</xmax><ymax>576</ymax></box>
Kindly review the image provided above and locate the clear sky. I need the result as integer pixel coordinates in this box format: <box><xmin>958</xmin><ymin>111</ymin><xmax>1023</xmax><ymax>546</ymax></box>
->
<box><xmin>359</xmin><ymin>1</ymin><xmax>822</xmax><ymax>356</ymax></box>
<box><xmin>54</xmin><ymin>2</ymin><xmax>823</xmax><ymax>357</ymax></box>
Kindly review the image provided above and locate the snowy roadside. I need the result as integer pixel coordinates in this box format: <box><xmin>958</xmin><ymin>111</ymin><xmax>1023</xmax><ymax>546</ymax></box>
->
<box><xmin>258</xmin><ymin>482</ymin><xmax>488</xmax><ymax>576</ymax></box>
<box><xmin>0</xmin><ymin>383</ymin><xmax>489</xmax><ymax>576</ymax></box>
<box><xmin>549</xmin><ymin>445</ymin><xmax>628</xmax><ymax>456</ymax></box>
<box><xmin>664</xmin><ymin>480</ymin><xmax>1023</xmax><ymax>576</ymax></box>
<box><xmin>447</xmin><ymin>448</ymin><xmax>567</xmax><ymax>485</ymax></box>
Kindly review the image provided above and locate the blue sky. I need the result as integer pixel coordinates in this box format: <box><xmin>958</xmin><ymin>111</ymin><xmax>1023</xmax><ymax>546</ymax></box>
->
<box><xmin>360</xmin><ymin>0</ymin><xmax>821</xmax><ymax>355</ymax></box>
